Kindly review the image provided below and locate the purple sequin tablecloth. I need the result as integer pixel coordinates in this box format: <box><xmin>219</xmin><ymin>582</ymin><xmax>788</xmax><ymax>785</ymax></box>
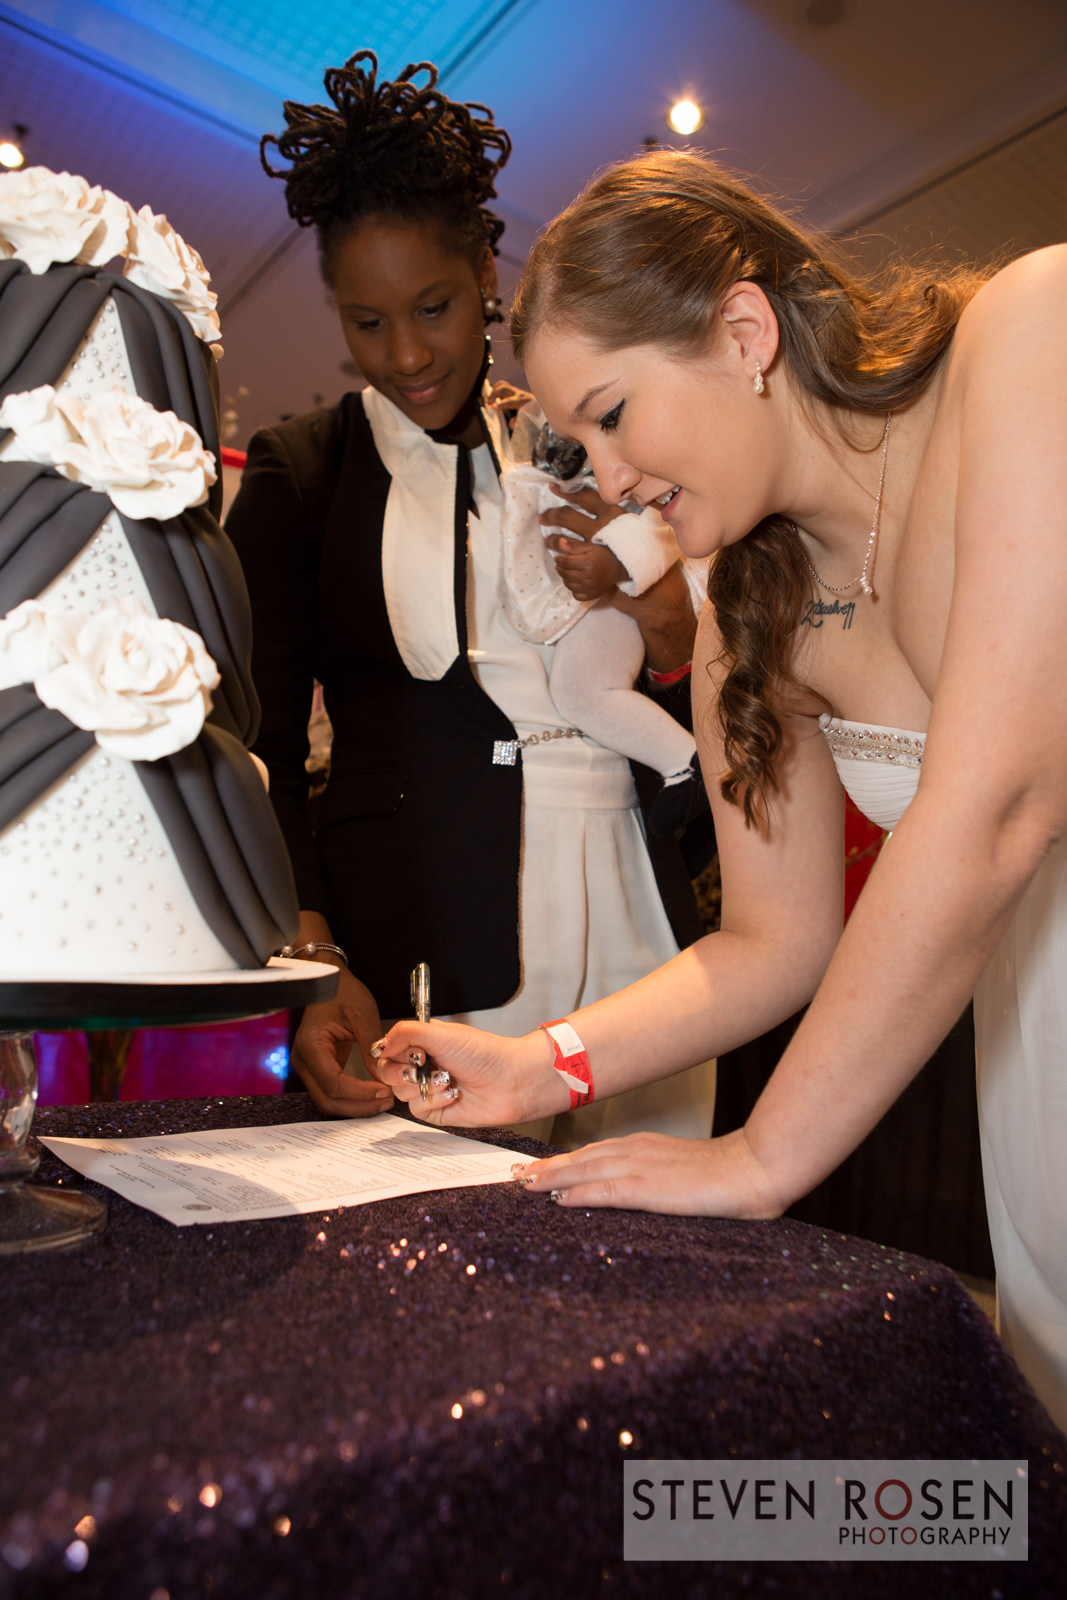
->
<box><xmin>2</xmin><ymin>1094</ymin><xmax>1065</xmax><ymax>1599</ymax></box>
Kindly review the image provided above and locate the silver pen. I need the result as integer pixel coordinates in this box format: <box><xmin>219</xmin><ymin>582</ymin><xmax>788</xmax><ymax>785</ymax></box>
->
<box><xmin>410</xmin><ymin>962</ymin><xmax>432</xmax><ymax>1100</ymax></box>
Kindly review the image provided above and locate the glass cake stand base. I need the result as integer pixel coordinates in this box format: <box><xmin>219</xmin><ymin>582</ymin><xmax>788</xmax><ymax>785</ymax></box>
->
<box><xmin>0</xmin><ymin>1031</ymin><xmax>107</xmax><ymax>1254</ymax></box>
<box><xmin>0</xmin><ymin>1180</ymin><xmax>109</xmax><ymax>1254</ymax></box>
<box><xmin>0</xmin><ymin>962</ymin><xmax>338</xmax><ymax>1253</ymax></box>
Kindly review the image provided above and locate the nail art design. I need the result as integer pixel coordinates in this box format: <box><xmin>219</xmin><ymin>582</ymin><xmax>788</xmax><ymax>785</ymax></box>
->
<box><xmin>549</xmin><ymin>1190</ymin><xmax>567</xmax><ymax>1204</ymax></box>
<box><xmin>510</xmin><ymin>1162</ymin><xmax>528</xmax><ymax>1177</ymax></box>
<box><xmin>401</xmin><ymin>1066</ymin><xmax>417</xmax><ymax>1084</ymax></box>
<box><xmin>445</xmin><ymin>1086</ymin><xmax>460</xmax><ymax>1101</ymax></box>
<box><xmin>408</xmin><ymin>1048</ymin><xmax>426</xmax><ymax>1069</ymax></box>
<box><xmin>370</xmin><ymin>1038</ymin><xmax>388</xmax><ymax>1058</ymax></box>
<box><xmin>430</xmin><ymin>1068</ymin><xmax>451</xmax><ymax>1090</ymax></box>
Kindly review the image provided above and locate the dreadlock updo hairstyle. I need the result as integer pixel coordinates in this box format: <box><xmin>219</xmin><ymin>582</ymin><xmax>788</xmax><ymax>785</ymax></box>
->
<box><xmin>511</xmin><ymin>149</ymin><xmax>987</xmax><ymax>828</ymax></box>
<box><xmin>261</xmin><ymin>50</ymin><xmax>513</xmax><ymax>285</ymax></box>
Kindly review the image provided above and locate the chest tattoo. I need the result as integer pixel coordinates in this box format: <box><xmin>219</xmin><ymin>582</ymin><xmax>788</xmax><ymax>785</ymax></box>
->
<box><xmin>801</xmin><ymin>596</ymin><xmax>856</xmax><ymax>632</ymax></box>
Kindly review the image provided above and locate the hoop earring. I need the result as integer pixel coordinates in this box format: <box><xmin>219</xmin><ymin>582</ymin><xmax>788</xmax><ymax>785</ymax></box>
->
<box><xmin>753</xmin><ymin>361</ymin><xmax>765</xmax><ymax>396</ymax></box>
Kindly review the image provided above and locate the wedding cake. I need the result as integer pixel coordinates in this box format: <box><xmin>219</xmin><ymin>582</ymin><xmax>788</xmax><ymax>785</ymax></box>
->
<box><xmin>0</xmin><ymin>168</ymin><xmax>298</xmax><ymax>976</ymax></box>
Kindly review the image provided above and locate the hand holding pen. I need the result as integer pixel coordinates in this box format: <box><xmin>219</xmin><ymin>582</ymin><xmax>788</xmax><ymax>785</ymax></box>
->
<box><xmin>371</xmin><ymin>960</ymin><xmax>460</xmax><ymax>1113</ymax></box>
<box><xmin>411</xmin><ymin>962</ymin><xmax>433</xmax><ymax>1101</ymax></box>
<box><xmin>370</xmin><ymin>962</ymin><xmax>458</xmax><ymax>1110</ymax></box>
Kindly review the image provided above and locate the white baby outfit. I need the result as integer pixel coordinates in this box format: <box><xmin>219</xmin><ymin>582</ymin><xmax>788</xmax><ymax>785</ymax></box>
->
<box><xmin>499</xmin><ymin>458</ymin><xmax>704</xmax><ymax>781</ymax></box>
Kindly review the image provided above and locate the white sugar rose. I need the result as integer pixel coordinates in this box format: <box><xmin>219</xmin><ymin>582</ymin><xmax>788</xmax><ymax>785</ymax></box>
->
<box><xmin>0</xmin><ymin>598</ymin><xmax>77</xmax><ymax>691</ymax></box>
<box><xmin>0</xmin><ymin>384</ymin><xmax>79</xmax><ymax>462</ymax></box>
<box><xmin>0</xmin><ymin>384</ymin><xmax>216</xmax><ymax>520</ymax></box>
<box><xmin>0</xmin><ymin>167</ymin><xmax>129</xmax><ymax>275</ymax></box>
<box><xmin>62</xmin><ymin>388</ymin><xmax>217</xmax><ymax>519</ymax></box>
<box><xmin>28</xmin><ymin>597</ymin><xmax>220</xmax><ymax>761</ymax></box>
<box><xmin>124</xmin><ymin>204</ymin><xmax>222</xmax><ymax>348</ymax></box>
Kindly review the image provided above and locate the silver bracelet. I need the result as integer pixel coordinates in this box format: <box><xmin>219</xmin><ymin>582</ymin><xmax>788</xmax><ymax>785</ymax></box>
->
<box><xmin>279</xmin><ymin>941</ymin><xmax>350</xmax><ymax>968</ymax></box>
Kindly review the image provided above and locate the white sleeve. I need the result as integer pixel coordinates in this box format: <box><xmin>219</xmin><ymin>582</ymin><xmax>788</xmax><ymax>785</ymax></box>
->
<box><xmin>593</xmin><ymin>506</ymin><xmax>679</xmax><ymax>596</ymax></box>
<box><xmin>498</xmin><ymin>463</ymin><xmax>590</xmax><ymax>643</ymax></box>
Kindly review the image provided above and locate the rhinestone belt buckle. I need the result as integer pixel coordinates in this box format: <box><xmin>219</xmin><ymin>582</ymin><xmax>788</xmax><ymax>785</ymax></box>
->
<box><xmin>493</xmin><ymin>739</ymin><xmax>519</xmax><ymax>766</ymax></box>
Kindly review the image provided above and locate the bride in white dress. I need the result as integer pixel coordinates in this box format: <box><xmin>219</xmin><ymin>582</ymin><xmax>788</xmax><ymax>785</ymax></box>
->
<box><xmin>367</xmin><ymin>151</ymin><xmax>1067</xmax><ymax>1433</ymax></box>
<box><xmin>820</xmin><ymin>716</ymin><xmax>1067</xmax><ymax>1429</ymax></box>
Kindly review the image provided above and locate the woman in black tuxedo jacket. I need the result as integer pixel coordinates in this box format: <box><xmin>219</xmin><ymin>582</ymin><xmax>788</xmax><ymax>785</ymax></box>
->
<box><xmin>227</xmin><ymin>53</ymin><xmax>715</xmax><ymax>1143</ymax></box>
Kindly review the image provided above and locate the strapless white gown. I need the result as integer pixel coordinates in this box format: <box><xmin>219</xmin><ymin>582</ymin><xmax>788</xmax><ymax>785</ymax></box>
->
<box><xmin>821</xmin><ymin>715</ymin><xmax>1067</xmax><ymax>1434</ymax></box>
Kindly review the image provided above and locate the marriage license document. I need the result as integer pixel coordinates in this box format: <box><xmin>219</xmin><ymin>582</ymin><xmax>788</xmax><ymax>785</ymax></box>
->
<box><xmin>40</xmin><ymin>1115</ymin><xmax>518</xmax><ymax>1225</ymax></box>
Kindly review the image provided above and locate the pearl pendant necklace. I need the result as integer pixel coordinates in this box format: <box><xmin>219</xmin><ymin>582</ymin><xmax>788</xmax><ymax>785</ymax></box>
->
<box><xmin>799</xmin><ymin>414</ymin><xmax>892</xmax><ymax>597</ymax></box>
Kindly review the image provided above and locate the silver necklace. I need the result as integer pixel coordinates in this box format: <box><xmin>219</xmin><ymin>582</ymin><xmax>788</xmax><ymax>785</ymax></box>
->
<box><xmin>799</xmin><ymin>413</ymin><xmax>892</xmax><ymax>597</ymax></box>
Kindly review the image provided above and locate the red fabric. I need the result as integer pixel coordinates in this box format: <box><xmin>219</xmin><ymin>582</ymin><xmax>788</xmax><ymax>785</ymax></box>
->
<box><xmin>646</xmin><ymin>660</ymin><xmax>693</xmax><ymax>686</ymax></box>
<box><xmin>34</xmin><ymin>1014</ymin><xmax>290</xmax><ymax>1105</ymax></box>
<box><xmin>843</xmin><ymin>795</ymin><xmax>884</xmax><ymax>920</ymax></box>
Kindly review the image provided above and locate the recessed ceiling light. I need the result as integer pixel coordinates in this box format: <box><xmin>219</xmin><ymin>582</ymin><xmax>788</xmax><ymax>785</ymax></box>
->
<box><xmin>667</xmin><ymin>99</ymin><xmax>703</xmax><ymax>136</ymax></box>
<box><xmin>0</xmin><ymin>123</ymin><xmax>28</xmax><ymax>169</ymax></box>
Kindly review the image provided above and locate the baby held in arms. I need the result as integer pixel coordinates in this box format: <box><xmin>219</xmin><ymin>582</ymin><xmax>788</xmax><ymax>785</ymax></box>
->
<box><xmin>500</xmin><ymin>405</ymin><xmax>709</xmax><ymax>837</ymax></box>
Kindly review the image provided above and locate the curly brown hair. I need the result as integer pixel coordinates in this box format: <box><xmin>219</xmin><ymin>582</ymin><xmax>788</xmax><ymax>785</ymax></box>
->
<box><xmin>261</xmin><ymin>50</ymin><xmax>512</xmax><ymax>283</ymax></box>
<box><xmin>511</xmin><ymin>150</ymin><xmax>987</xmax><ymax>827</ymax></box>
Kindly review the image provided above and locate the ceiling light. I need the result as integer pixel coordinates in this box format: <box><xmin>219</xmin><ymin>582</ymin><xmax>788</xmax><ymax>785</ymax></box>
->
<box><xmin>667</xmin><ymin>100</ymin><xmax>703</xmax><ymax>136</ymax></box>
<box><xmin>0</xmin><ymin>124</ymin><xmax>28</xmax><ymax>170</ymax></box>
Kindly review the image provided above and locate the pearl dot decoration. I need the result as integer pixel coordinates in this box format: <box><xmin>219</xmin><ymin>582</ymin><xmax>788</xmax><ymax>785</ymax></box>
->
<box><xmin>0</xmin><ymin>748</ymin><xmax>232</xmax><ymax>974</ymax></box>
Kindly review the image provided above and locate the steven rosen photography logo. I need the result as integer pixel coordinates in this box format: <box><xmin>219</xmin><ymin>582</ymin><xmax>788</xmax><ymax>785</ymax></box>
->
<box><xmin>623</xmin><ymin>1460</ymin><xmax>1027</xmax><ymax>1562</ymax></box>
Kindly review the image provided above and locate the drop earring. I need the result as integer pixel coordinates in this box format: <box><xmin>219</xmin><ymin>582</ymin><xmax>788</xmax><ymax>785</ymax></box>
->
<box><xmin>482</xmin><ymin>295</ymin><xmax>503</xmax><ymax>325</ymax></box>
<box><xmin>753</xmin><ymin>361</ymin><xmax>765</xmax><ymax>396</ymax></box>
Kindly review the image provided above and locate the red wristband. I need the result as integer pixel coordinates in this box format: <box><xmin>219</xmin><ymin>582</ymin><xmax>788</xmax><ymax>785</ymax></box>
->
<box><xmin>647</xmin><ymin>660</ymin><xmax>692</xmax><ymax>686</ymax></box>
<box><xmin>539</xmin><ymin>1019</ymin><xmax>594</xmax><ymax>1108</ymax></box>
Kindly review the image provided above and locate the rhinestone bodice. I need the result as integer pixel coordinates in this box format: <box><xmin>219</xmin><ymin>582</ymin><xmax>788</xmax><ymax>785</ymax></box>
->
<box><xmin>818</xmin><ymin>714</ymin><xmax>925</xmax><ymax>831</ymax></box>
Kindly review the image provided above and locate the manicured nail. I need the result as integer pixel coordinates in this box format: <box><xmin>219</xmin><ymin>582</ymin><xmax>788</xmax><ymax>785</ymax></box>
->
<box><xmin>549</xmin><ymin>1190</ymin><xmax>567</xmax><ymax>1204</ymax></box>
<box><xmin>370</xmin><ymin>1038</ymin><xmax>387</xmax><ymax>1058</ymax></box>
<box><xmin>513</xmin><ymin>1174</ymin><xmax>534</xmax><ymax>1187</ymax></box>
<box><xmin>401</xmin><ymin>1066</ymin><xmax>416</xmax><ymax>1084</ymax></box>
<box><xmin>408</xmin><ymin>1048</ymin><xmax>425</xmax><ymax>1069</ymax></box>
<box><xmin>445</xmin><ymin>1086</ymin><xmax>460</xmax><ymax>1101</ymax></box>
<box><xmin>510</xmin><ymin>1162</ymin><xmax>528</xmax><ymax>1177</ymax></box>
<box><xmin>431</xmin><ymin>1068</ymin><xmax>450</xmax><ymax>1090</ymax></box>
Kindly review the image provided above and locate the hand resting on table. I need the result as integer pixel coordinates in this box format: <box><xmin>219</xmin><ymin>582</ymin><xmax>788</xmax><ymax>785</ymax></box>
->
<box><xmin>372</xmin><ymin>1019</ymin><xmax>782</xmax><ymax>1219</ymax></box>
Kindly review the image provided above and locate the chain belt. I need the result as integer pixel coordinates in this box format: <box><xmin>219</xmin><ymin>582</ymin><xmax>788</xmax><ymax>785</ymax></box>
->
<box><xmin>492</xmin><ymin>727</ymin><xmax>583</xmax><ymax>766</ymax></box>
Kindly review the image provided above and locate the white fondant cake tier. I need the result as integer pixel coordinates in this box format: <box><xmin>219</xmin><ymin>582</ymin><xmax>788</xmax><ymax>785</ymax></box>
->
<box><xmin>0</xmin><ymin>746</ymin><xmax>234</xmax><ymax>974</ymax></box>
<box><xmin>58</xmin><ymin>295</ymin><xmax>134</xmax><ymax>402</ymax></box>
<box><xmin>38</xmin><ymin>509</ymin><xmax>156</xmax><ymax>615</ymax></box>
<box><xmin>0</xmin><ymin>175</ymin><xmax>299</xmax><ymax>977</ymax></box>
<box><xmin>0</xmin><ymin>300</ymin><xmax>156</xmax><ymax>622</ymax></box>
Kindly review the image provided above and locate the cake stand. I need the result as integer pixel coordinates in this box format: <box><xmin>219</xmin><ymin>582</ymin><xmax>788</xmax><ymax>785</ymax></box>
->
<box><xmin>0</xmin><ymin>959</ymin><xmax>338</xmax><ymax>1254</ymax></box>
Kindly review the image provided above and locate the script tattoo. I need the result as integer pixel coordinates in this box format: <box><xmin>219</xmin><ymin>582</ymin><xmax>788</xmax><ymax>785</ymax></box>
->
<box><xmin>801</xmin><ymin>597</ymin><xmax>856</xmax><ymax>631</ymax></box>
